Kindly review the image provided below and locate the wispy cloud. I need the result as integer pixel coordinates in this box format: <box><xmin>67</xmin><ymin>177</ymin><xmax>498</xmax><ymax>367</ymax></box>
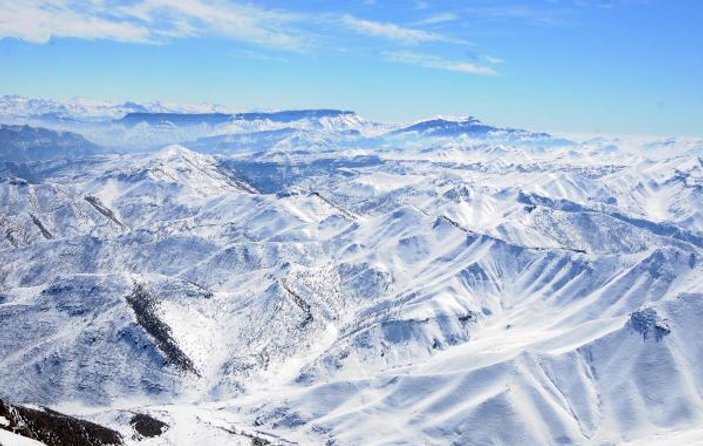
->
<box><xmin>462</xmin><ymin>4</ymin><xmax>567</xmax><ymax>26</ymax></box>
<box><xmin>230</xmin><ymin>48</ymin><xmax>289</xmax><ymax>63</ymax></box>
<box><xmin>484</xmin><ymin>55</ymin><xmax>505</xmax><ymax>64</ymax></box>
<box><xmin>0</xmin><ymin>0</ymin><xmax>500</xmax><ymax>72</ymax></box>
<box><xmin>0</xmin><ymin>1</ymin><xmax>153</xmax><ymax>44</ymax></box>
<box><xmin>121</xmin><ymin>0</ymin><xmax>305</xmax><ymax>49</ymax></box>
<box><xmin>385</xmin><ymin>51</ymin><xmax>498</xmax><ymax>76</ymax></box>
<box><xmin>339</xmin><ymin>15</ymin><xmax>461</xmax><ymax>44</ymax></box>
<box><xmin>417</xmin><ymin>12</ymin><xmax>460</xmax><ymax>26</ymax></box>
<box><xmin>461</xmin><ymin>0</ymin><xmax>631</xmax><ymax>26</ymax></box>
<box><xmin>0</xmin><ymin>1</ymin><xmax>469</xmax><ymax>49</ymax></box>
<box><xmin>0</xmin><ymin>0</ymin><xmax>307</xmax><ymax>50</ymax></box>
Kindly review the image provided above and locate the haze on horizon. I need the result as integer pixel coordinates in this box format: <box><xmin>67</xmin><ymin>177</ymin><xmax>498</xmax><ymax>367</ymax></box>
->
<box><xmin>0</xmin><ymin>0</ymin><xmax>701</xmax><ymax>137</ymax></box>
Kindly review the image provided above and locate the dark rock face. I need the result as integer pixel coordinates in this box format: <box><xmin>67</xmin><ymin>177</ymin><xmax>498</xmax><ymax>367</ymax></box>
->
<box><xmin>629</xmin><ymin>308</ymin><xmax>671</xmax><ymax>342</ymax></box>
<box><xmin>129</xmin><ymin>413</ymin><xmax>168</xmax><ymax>438</ymax></box>
<box><xmin>84</xmin><ymin>195</ymin><xmax>126</xmax><ymax>228</ymax></box>
<box><xmin>125</xmin><ymin>284</ymin><xmax>200</xmax><ymax>376</ymax></box>
<box><xmin>0</xmin><ymin>400</ymin><xmax>122</xmax><ymax>445</ymax></box>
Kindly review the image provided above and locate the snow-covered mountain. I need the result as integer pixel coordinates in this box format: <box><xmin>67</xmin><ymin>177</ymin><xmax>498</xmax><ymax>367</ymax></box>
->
<box><xmin>0</xmin><ymin>95</ymin><xmax>228</xmax><ymax>122</ymax></box>
<box><xmin>0</xmin><ymin>124</ymin><xmax>104</xmax><ymax>162</ymax></box>
<box><xmin>0</xmin><ymin>95</ymin><xmax>388</xmax><ymax>151</ymax></box>
<box><xmin>1</xmin><ymin>97</ymin><xmax>703</xmax><ymax>445</ymax></box>
<box><xmin>391</xmin><ymin>115</ymin><xmax>538</xmax><ymax>137</ymax></box>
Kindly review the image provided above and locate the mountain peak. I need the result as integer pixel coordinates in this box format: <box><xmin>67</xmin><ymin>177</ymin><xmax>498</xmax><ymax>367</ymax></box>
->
<box><xmin>151</xmin><ymin>144</ymin><xmax>207</xmax><ymax>164</ymax></box>
<box><xmin>156</xmin><ymin>144</ymin><xmax>194</xmax><ymax>157</ymax></box>
<box><xmin>392</xmin><ymin>115</ymin><xmax>496</xmax><ymax>136</ymax></box>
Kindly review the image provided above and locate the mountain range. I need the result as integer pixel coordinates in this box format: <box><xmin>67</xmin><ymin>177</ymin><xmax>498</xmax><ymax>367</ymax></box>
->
<box><xmin>0</xmin><ymin>96</ymin><xmax>702</xmax><ymax>445</ymax></box>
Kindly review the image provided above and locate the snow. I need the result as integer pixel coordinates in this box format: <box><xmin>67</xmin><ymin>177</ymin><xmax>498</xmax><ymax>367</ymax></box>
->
<box><xmin>625</xmin><ymin>426</ymin><xmax>703</xmax><ymax>446</ymax></box>
<box><xmin>353</xmin><ymin>172</ymin><xmax>425</xmax><ymax>193</ymax></box>
<box><xmin>0</xmin><ymin>429</ymin><xmax>46</xmax><ymax>445</ymax></box>
<box><xmin>1</xmin><ymin>96</ymin><xmax>703</xmax><ymax>445</ymax></box>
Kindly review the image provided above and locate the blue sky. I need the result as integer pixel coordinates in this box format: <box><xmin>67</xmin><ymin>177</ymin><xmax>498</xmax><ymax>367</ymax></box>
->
<box><xmin>0</xmin><ymin>0</ymin><xmax>701</xmax><ymax>136</ymax></box>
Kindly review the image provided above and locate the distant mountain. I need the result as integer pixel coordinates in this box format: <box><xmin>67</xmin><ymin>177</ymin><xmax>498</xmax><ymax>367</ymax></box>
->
<box><xmin>116</xmin><ymin>109</ymin><xmax>358</xmax><ymax>127</ymax></box>
<box><xmin>116</xmin><ymin>112</ymin><xmax>235</xmax><ymax>128</ymax></box>
<box><xmin>183</xmin><ymin>128</ymin><xmax>297</xmax><ymax>153</ymax></box>
<box><xmin>393</xmin><ymin>116</ymin><xmax>495</xmax><ymax>136</ymax></box>
<box><xmin>392</xmin><ymin>116</ymin><xmax>552</xmax><ymax>139</ymax></box>
<box><xmin>1</xmin><ymin>95</ymin><xmax>575</xmax><ymax>151</ymax></box>
<box><xmin>0</xmin><ymin>95</ymin><xmax>227</xmax><ymax>122</ymax></box>
<box><xmin>0</xmin><ymin>124</ymin><xmax>102</xmax><ymax>162</ymax></box>
<box><xmin>0</xmin><ymin>96</ymin><xmax>361</xmax><ymax>130</ymax></box>
<box><xmin>234</xmin><ymin>109</ymin><xmax>355</xmax><ymax>123</ymax></box>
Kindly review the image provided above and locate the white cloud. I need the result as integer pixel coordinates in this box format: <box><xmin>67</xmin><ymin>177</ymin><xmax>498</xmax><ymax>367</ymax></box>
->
<box><xmin>230</xmin><ymin>48</ymin><xmax>289</xmax><ymax>63</ymax></box>
<box><xmin>385</xmin><ymin>51</ymin><xmax>498</xmax><ymax>76</ymax></box>
<box><xmin>120</xmin><ymin>0</ymin><xmax>305</xmax><ymax>49</ymax></box>
<box><xmin>484</xmin><ymin>55</ymin><xmax>505</xmax><ymax>64</ymax></box>
<box><xmin>463</xmin><ymin>5</ymin><xmax>566</xmax><ymax>25</ymax></box>
<box><xmin>0</xmin><ymin>1</ymin><xmax>496</xmax><ymax>66</ymax></box>
<box><xmin>417</xmin><ymin>12</ymin><xmax>460</xmax><ymax>26</ymax></box>
<box><xmin>0</xmin><ymin>0</ymin><xmax>307</xmax><ymax>50</ymax></box>
<box><xmin>0</xmin><ymin>1</ymin><xmax>152</xmax><ymax>44</ymax></box>
<box><xmin>339</xmin><ymin>15</ymin><xmax>460</xmax><ymax>44</ymax></box>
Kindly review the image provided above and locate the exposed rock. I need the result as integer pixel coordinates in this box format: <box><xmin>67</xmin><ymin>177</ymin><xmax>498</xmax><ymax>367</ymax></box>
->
<box><xmin>0</xmin><ymin>400</ymin><xmax>122</xmax><ymax>446</ymax></box>
<box><xmin>125</xmin><ymin>284</ymin><xmax>200</xmax><ymax>376</ymax></box>
<box><xmin>629</xmin><ymin>308</ymin><xmax>671</xmax><ymax>341</ymax></box>
<box><xmin>129</xmin><ymin>413</ymin><xmax>168</xmax><ymax>438</ymax></box>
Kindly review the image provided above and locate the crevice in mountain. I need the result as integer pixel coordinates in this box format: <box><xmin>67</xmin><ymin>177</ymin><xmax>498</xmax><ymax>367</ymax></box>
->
<box><xmin>0</xmin><ymin>217</ymin><xmax>20</xmax><ymax>247</ymax></box>
<box><xmin>168</xmin><ymin>151</ymin><xmax>260</xmax><ymax>195</ymax></box>
<box><xmin>435</xmin><ymin>215</ymin><xmax>473</xmax><ymax>233</ymax></box>
<box><xmin>334</xmin><ymin>288</ymin><xmax>427</xmax><ymax>343</ymax></box>
<box><xmin>84</xmin><ymin>195</ymin><xmax>127</xmax><ymax>229</ymax></box>
<box><xmin>309</xmin><ymin>191</ymin><xmax>359</xmax><ymax>221</ymax></box>
<box><xmin>210</xmin><ymin>425</ymin><xmax>272</xmax><ymax>445</ymax></box>
<box><xmin>211</xmin><ymin>163</ymin><xmax>260</xmax><ymax>194</ymax></box>
<box><xmin>124</xmin><ymin>284</ymin><xmax>200</xmax><ymax>376</ymax></box>
<box><xmin>225</xmin><ymin>175</ymin><xmax>260</xmax><ymax>194</ymax></box>
<box><xmin>537</xmin><ymin>361</ymin><xmax>594</xmax><ymax>440</ymax></box>
<box><xmin>29</xmin><ymin>213</ymin><xmax>53</xmax><ymax>239</ymax></box>
<box><xmin>435</xmin><ymin>215</ymin><xmax>588</xmax><ymax>254</ymax></box>
<box><xmin>279</xmin><ymin>279</ymin><xmax>313</xmax><ymax>326</ymax></box>
<box><xmin>200</xmin><ymin>418</ymin><xmax>298</xmax><ymax>446</ymax></box>
<box><xmin>0</xmin><ymin>399</ymin><xmax>123</xmax><ymax>446</ymax></box>
<box><xmin>223</xmin><ymin>169</ymin><xmax>261</xmax><ymax>194</ymax></box>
